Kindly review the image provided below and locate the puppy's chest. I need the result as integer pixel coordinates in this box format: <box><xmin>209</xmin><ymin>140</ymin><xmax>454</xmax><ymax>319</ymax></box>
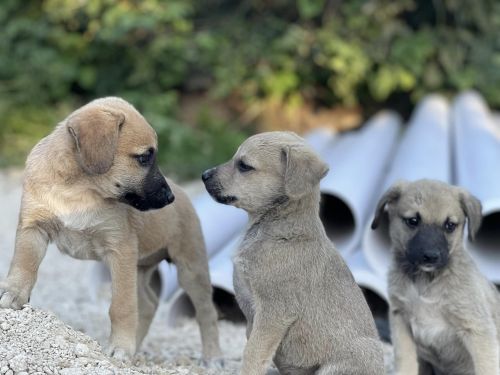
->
<box><xmin>400</xmin><ymin>288</ymin><xmax>453</xmax><ymax>348</ymax></box>
<box><xmin>54</xmin><ymin>227</ymin><xmax>108</xmax><ymax>260</ymax></box>
<box><xmin>52</xmin><ymin>211</ymin><xmax>124</xmax><ymax>260</ymax></box>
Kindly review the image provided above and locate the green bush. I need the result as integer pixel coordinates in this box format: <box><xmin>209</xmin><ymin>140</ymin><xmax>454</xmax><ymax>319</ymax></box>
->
<box><xmin>1</xmin><ymin>0</ymin><xmax>499</xmax><ymax>178</ymax></box>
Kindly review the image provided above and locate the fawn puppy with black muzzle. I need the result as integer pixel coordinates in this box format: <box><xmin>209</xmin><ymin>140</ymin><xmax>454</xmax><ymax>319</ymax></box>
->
<box><xmin>203</xmin><ymin>131</ymin><xmax>385</xmax><ymax>375</ymax></box>
<box><xmin>0</xmin><ymin>97</ymin><xmax>222</xmax><ymax>363</ymax></box>
<box><xmin>372</xmin><ymin>179</ymin><xmax>500</xmax><ymax>375</ymax></box>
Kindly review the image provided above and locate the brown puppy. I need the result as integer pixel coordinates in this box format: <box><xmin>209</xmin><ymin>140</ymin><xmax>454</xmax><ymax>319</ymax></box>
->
<box><xmin>0</xmin><ymin>97</ymin><xmax>221</xmax><ymax>362</ymax></box>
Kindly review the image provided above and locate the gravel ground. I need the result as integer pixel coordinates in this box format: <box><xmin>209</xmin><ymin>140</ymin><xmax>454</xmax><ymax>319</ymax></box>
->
<box><xmin>0</xmin><ymin>169</ymin><xmax>394</xmax><ymax>374</ymax></box>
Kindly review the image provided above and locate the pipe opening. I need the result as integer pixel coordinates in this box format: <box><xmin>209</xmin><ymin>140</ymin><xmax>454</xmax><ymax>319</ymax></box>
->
<box><xmin>360</xmin><ymin>287</ymin><xmax>390</xmax><ymax>343</ymax></box>
<box><xmin>475</xmin><ymin>212</ymin><xmax>500</xmax><ymax>253</ymax></box>
<box><xmin>320</xmin><ymin>193</ymin><xmax>355</xmax><ymax>250</ymax></box>
<box><xmin>168</xmin><ymin>287</ymin><xmax>245</xmax><ymax>327</ymax></box>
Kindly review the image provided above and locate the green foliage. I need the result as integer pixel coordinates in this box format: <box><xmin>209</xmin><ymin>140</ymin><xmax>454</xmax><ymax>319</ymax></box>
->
<box><xmin>1</xmin><ymin>0</ymin><xmax>499</xmax><ymax>177</ymax></box>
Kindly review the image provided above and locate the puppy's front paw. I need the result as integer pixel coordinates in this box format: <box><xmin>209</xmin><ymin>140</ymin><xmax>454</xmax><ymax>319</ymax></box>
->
<box><xmin>199</xmin><ymin>356</ymin><xmax>225</xmax><ymax>369</ymax></box>
<box><xmin>0</xmin><ymin>282</ymin><xmax>29</xmax><ymax>310</ymax></box>
<box><xmin>105</xmin><ymin>345</ymin><xmax>132</xmax><ymax>362</ymax></box>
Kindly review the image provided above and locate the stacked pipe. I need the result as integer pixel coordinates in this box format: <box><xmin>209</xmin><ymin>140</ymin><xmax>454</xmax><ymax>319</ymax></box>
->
<box><xmin>318</xmin><ymin>112</ymin><xmax>401</xmax><ymax>255</ymax></box>
<box><xmin>452</xmin><ymin>92</ymin><xmax>500</xmax><ymax>285</ymax></box>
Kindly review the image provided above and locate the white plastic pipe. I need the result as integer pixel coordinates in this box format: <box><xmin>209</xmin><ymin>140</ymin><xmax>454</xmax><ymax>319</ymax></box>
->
<box><xmin>319</xmin><ymin>111</ymin><xmax>401</xmax><ymax>255</ymax></box>
<box><xmin>452</xmin><ymin>91</ymin><xmax>500</xmax><ymax>284</ymax></box>
<box><xmin>363</xmin><ymin>95</ymin><xmax>451</xmax><ymax>277</ymax></box>
<box><xmin>305</xmin><ymin>127</ymin><xmax>337</xmax><ymax>155</ymax></box>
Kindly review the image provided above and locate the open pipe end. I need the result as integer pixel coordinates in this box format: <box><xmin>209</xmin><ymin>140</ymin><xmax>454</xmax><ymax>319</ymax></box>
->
<box><xmin>475</xmin><ymin>212</ymin><xmax>500</xmax><ymax>252</ymax></box>
<box><xmin>469</xmin><ymin>211</ymin><xmax>500</xmax><ymax>283</ymax></box>
<box><xmin>360</xmin><ymin>287</ymin><xmax>390</xmax><ymax>343</ymax></box>
<box><xmin>320</xmin><ymin>193</ymin><xmax>355</xmax><ymax>251</ymax></box>
<box><xmin>167</xmin><ymin>287</ymin><xmax>245</xmax><ymax>327</ymax></box>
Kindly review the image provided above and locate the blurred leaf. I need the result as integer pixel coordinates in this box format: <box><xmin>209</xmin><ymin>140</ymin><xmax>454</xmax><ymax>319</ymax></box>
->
<box><xmin>297</xmin><ymin>0</ymin><xmax>325</xmax><ymax>19</ymax></box>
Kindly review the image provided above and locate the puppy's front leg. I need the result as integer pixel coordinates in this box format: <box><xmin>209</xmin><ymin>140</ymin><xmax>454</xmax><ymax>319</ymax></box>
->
<box><xmin>390</xmin><ymin>309</ymin><xmax>419</xmax><ymax>375</ymax></box>
<box><xmin>105</xmin><ymin>242</ymin><xmax>139</xmax><ymax>360</ymax></box>
<box><xmin>240</xmin><ymin>308</ymin><xmax>294</xmax><ymax>375</ymax></box>
<box><xmin>0</xmin><ymin>226</ymin><xmax>48</xmax><ymax>309</ymax></box>
<box><xmin>462</xmin><ymin>324</ymin><xmax>500</xmax><ymax>375</ymax></box>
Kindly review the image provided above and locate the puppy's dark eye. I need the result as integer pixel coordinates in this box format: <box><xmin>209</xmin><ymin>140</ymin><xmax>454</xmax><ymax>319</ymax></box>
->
<box><xmin>404</xmin><ymin>216</ymin><xmax>420</xmax><ymax>229</ymax></box>
<box><xmin>444</xmin><ymin>220</ymin><xmax>457</xmax><ymax>233</ymax></box>
<box><xmin>134</xmin><ymin>149</ymin><xmax>154</xmax><ymax>166</ymax></box>
<box><xmin>237</xmin><ymin>160</ymin><xmax>254</xmax><ymax>173</ymax></box>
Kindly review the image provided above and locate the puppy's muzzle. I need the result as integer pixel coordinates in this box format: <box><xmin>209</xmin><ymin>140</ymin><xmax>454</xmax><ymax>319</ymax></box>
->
<box><xmin>202</xmin><ymin>168</ymin><xmax>216</xmax><ymax>182</ymax></box>
<box><xmin>405</xmin><ymin>225</ymin><xmax>449</xmax><ymax>272</ymax></box>
<box><xmin>202</xmin><ymin>167</ymin><xmax>237</xmax><ymax>205</ymax></box>
<box><xmin>121</xmin><ymin>163</ymin><xmax>174</xmax><ymax>211</ymax></box>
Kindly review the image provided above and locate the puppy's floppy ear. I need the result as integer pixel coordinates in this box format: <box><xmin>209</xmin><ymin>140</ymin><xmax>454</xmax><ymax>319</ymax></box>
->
<box><xmin>67</xmin><ymin>106</ymin><xmax>125</xmax><ymax>175</ymax></box>
<box><xmin>282</xmin><ymin>144</ymin><xmax>329</xmax><ymax>199</ymax></box>
<box><xmin>458</xmin><ymin>189</ymin><xmax>482</xmax><ymax>241</ymax></box>
<box><xmin>371</xmin><ymin>181</ymin><xmax>406</xmax><ymax>230</ymax></box>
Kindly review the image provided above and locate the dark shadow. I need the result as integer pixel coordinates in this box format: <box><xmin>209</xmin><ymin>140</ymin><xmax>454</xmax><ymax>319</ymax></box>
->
<box><xmin>320</xmin><ymin>193</ymin><xmax>355</xmax><ymax>249</ymax></box>
<box><xmin>361</xmin><ymin>287</ymin><xmax>390</xmax><ymax>343</ymax></box>
<box><xmin>169</xmin><ymin>287</ymin><xmax>246</xmax><ymax>325</ymax></box>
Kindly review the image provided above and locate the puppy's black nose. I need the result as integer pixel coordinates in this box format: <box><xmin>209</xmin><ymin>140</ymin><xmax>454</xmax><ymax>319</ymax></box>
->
<box><xmin>202</xmin><ymin>168</ymin><xmax>216</xmax><ymax>182</ymax></box>
<box><xmin>165</xmin><ymin>189</ymin><xmax>175</xmax><ymax>204</ymax></box>
<box><xmin>422</xmin><ymin>251</ymin><xmax>439</xmax><ymax>264</ymax></box>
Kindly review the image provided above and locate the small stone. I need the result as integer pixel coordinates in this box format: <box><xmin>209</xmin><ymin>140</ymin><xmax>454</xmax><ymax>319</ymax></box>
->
<box><xmin>8</xmin><ymin>353</ymin><xmax>27</xmax><ymax>372</ymax></box>
<box><xmin>5</xmin><ymin>370</ymin><xmax>12</xmax><ymax>375</ymax></box>
<box><xmin>60</xmin><ymin>368</ymin><xmax>85</xmax><ymax>375</ymax></box>
<box><xmin>0</xmin><ymin>366</ymin><xmax>8</xmax><ymax>374</ymax></box>
<box><xmin>174</xmin><ymin>355</ymin><xmax>192</xmax><ymax>366</ymax></box>
<box><xmin>0</xmin><ymin>323</ymin><xmax>9</xmax><ymax>331</ymax></box>
<box><xmin>73</xmin><ymin>343</ymin><xmax>89</xmax><ymax>357</ymax></box>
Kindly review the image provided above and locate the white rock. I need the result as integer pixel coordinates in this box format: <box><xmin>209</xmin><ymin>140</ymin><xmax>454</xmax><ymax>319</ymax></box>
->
<box><xmin>59</xmin><ymin>368</ymin><xmax>85</xmax><ymax>375</ymax></box>
<box><xmin>73</xmin><ymin>343</ymin><xmax>89</xmax><ymax>357</ymax></box>
<box><xmin>8</xmin><ymin>354</ymin><xmax>27</xmax><ymax>372</ymax></box>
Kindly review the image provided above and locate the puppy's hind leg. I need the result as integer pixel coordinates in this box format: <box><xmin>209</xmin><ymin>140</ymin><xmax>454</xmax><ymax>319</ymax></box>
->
<box><xmin>136</xmin><ymin>265</ymin><xmax>161</xmax><ymax>350</ymax></box>
<box><xmin>315</xmin><ymin>362</ymin><xmax>375</xmax><ymax>375</ymax></box>
<box><xmin>175</xmin><ymin>256</ymin><xmax>222</xmax><ymax>362</ymax></box>
<box><xmin>315</xmin><ymin>338</ymin><xmax>385</xmax><ymax>375</ymax></box>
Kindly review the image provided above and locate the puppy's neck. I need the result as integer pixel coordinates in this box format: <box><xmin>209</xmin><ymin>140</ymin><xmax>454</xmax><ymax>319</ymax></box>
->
<box><xmin>247</xmin><ymin>189</ymin><xmax>322</xmax><ymax>238</ymax></box>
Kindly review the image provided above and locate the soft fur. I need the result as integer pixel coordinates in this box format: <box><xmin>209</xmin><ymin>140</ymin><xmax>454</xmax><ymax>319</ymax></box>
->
<box><xmin>203</xmin><ymin>131</ymin><xmax>384</xmax><ymax>375</ymax></box>
<box><xmin>0</xmin><ymin>97</ymin><xmax>221</xmax><ymax>361</ymax></box>
<box><xmin>372</xmin><ymin>179</ymin><xmax>500</xmax><ymax>375</ymax></box>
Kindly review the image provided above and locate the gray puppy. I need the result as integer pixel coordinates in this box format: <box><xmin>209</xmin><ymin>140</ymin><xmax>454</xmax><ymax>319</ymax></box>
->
<box><xmin>202</xmin><ymin>131</ymin><xmax>384</xmax><ymax>375</ymax></box>
<box><xmin>372</xmin><ymin>179</ymin><xmax>500</xmax><ymax>375</ymax></box>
